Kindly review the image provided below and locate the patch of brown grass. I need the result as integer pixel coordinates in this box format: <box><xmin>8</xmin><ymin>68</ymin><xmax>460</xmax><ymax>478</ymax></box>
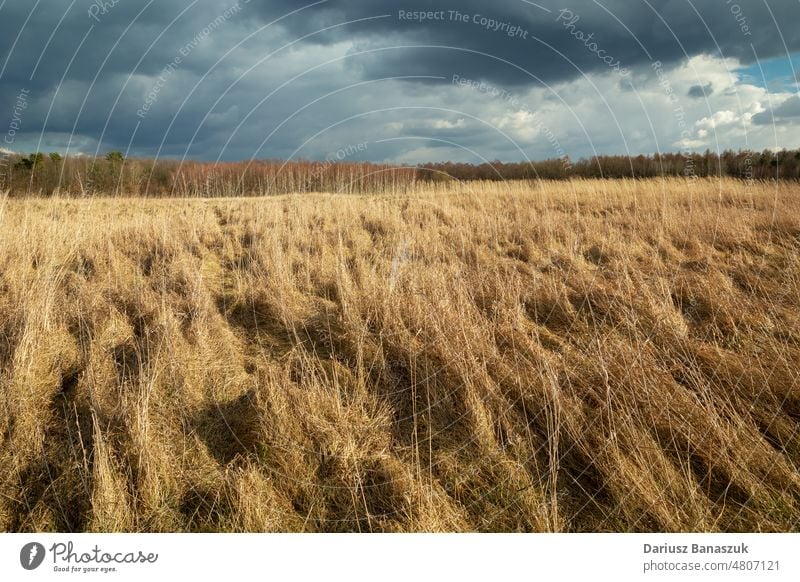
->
<box><xmin>0</xmin><ymin>178</ymin><xmax>798</xmax><ymax>532</ymax></box>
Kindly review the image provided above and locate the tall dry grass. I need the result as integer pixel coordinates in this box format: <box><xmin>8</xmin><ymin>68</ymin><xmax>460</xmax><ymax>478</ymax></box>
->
<box><xmin>0</xmin><ymin>178</ymin><xmax>798</xmax><ymax>532</ymax></box>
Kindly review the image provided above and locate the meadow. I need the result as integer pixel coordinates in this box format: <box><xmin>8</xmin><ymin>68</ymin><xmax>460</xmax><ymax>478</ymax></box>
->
<box><xmin>0</xmin><ymin>178</ymin><xmax>798</xmax><ymax>532</ymax></box>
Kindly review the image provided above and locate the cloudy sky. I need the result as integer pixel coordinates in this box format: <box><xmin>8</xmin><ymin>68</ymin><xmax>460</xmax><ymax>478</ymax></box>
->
<box><xmin>1</xmin><ymin>0</ymin><xmax>799</xmax><ymax>163</ymax></box>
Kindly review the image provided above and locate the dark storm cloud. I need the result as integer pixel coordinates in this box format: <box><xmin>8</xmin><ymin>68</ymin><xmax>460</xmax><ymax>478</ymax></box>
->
<box><xmin>0</xmin><ymin>0</ymin><xmax>798</xmax><ymax>160</ymax></box>
<box><xmin>0</xmin><ymin>0</ymin><xmax>273</xmax><ymax>156</ymax></box>
<box><xmin>0</xmin><ymin>2</ymin><xmax>199</xmax><ymax>89</ymax></box>
<box><xmin>246</xmin><ymin>0</ymin><xmax>800</xmax><ymax>86</ymax></box>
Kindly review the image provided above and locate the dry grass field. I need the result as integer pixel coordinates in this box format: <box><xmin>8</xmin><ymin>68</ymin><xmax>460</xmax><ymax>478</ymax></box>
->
<box><xmin>0</xmin><ymin>178</ymin><xmax>798</xmax><ymax>532</ymax></box>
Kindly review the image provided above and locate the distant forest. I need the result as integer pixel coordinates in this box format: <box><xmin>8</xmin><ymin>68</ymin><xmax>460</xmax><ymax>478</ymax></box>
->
<box><xmin>1</xmin><ymin>148</ymin><xmax>798</xmax><ymax>197</ymax></box>
<box><xmin>419</xmin><ymin>149</ymin><xmax>800</xmax><ymax>181</ymax></box>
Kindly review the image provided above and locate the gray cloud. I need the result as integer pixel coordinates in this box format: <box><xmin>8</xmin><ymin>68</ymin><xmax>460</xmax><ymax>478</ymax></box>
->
<box><xmin>688</xmin><ymin>83</ymin><xmax>713</xmax><ymax>99</ymax></box>
<box><xmin>753</xmin><ymin>95</ymin><xmax>800</xmax><ymax>125</ymax></box>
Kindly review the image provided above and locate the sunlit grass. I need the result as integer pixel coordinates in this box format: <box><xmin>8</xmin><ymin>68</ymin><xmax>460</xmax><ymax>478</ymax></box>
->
<box><xmin>0</xmin><ymin>178</ymin><xmax>798</xmax><ymax>532</ymax></box>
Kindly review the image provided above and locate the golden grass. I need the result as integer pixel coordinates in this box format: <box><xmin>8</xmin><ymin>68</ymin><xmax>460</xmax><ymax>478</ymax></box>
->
<box><xmin>0</xmin><ymin>178</ymin><xmax>798</xmax><ymax>532</ymax></box>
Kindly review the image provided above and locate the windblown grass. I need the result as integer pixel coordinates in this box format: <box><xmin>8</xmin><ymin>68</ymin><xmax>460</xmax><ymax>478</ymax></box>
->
<box><xmin>0</xmin><ymin>178</ymin><xmax>798</xmax><ymax>532</ymax></box>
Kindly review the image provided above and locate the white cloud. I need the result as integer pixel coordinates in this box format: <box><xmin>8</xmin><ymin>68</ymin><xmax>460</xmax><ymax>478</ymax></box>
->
<box><xmin>432</xmin><ymin>118</ymin><xmax>466</xmax><ymax>129</ymax></box>
<box><xmin>695</xmin><ymin>110</ymin><xmax>739</xmax><ymax>130</ymax></box>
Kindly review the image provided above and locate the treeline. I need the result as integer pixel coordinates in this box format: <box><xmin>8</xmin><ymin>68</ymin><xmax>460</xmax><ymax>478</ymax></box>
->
<box><xmin>0</xmin><ymin>152</ymin><xmax>420</xmax><ymax>197</ymax></box>
<box><xmin>1</xmin><ymin>148</ymin><xmax>799</xmax><ymax>197</ymax></box>
<box><xmin>419</xmin><ymin>149</ymin><xmax>800</xmax><ymax>181</ymax></box>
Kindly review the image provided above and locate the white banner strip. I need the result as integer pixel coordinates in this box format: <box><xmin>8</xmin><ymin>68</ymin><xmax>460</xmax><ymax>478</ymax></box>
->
<box><xmin>1</xmin><ymin>533</ymin><xmax>797</xmax><ymax>581</ymax></box>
